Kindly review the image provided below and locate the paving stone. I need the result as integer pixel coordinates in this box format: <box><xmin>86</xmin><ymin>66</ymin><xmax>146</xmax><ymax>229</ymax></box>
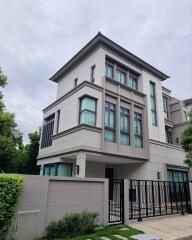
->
<box><xmin>100</xmin><ymin>237</ymin><xmax>111</xmax><ymax>240</ymax></box>
<box><xmin>131</xmin><ymin>233</ymin><xmax>162</xmax><ymax>240</ymax></box>
<box><xmin>119</xmin><ymin>228</ymin><xmax>129</xmax><ymax>231</ymax></box>
<box><xmin>113</xmin><ymin>234</ymin><xmax>128</xmax><ymax>240</ymax></box>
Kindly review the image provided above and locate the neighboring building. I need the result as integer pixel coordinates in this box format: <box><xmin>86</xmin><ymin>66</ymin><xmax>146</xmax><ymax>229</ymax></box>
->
<box><xmin>37</xmin><ymin>32</ymin><xmax>191</xmax><ymax>182</ymax></box>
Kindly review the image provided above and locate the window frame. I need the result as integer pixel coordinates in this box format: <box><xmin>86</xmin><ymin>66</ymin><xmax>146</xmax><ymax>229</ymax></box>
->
<box><xmin>41</xmin><ymin>115</ymin><xmax>55</xmax><ymax>149</ymax></box>
<box><xmin>43</xmin><ymin>162</ymin><xmax>73</xmax><ymax>176</ymax></box>
<box><xmin>129</xmin><ymin>72</ymin><xmax>138</xmax><ymax>90</ymax></box>
<box><xmin>120</xmin><ymin>107</ymin><xmax>130</xmax><ymax>145</ymax></box>
<box><xmin>134</xmin><ymin>112</ymin><xmax>143</xmax><ymax>148</ymax></box>
<box><xmin>116</xmin><ymin>68</ymin><xmax>126</xmax><ymax>85</ymax></box>
<box><xmin>74</xmin><ymin>78</ymin><xmax>78</xmax><ymax>87</ymax></box>
<box><xmin>79</xmin><ymin>95</ymin><xmax>97</xmax><ymax>126</ymax></box>
<box><xmin>165</xmin><ymin>126</ymin><xmax>173</xmax><ymax>144</ymax></box>
<box><xmin>105</xmin><ymin>63</ymin><xmax>114</xmax><ymax>79</ymax></box>
<box><xmin>90</xmin><ymin>65</ymin><xmax>95</xmax><ymax>83</ymax></box>
<box><xmin>104</xmin><ymin>101</ymin><xmax>116</xmax><ymax>143</ymax></box>
<box><xmin>163</xmin><ymin>95</ymin><xmax>169</xmax><ymax>120</ymax></box>
<box><xmin>167</xmin><ymin>169</ymin><xmax>188</xmax><ymax>182</ymax></box>
<box><xmin>150</xmin><ymin>81</ymin><xmax>158</xmax><ymax>126</ymax></box>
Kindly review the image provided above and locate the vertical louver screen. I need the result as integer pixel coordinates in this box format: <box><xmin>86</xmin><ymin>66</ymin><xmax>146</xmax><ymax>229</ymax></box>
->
<box><xmin>41</xmin><ymin>120</ymin><xmax>54</xmax><ymax>148</ymax></box>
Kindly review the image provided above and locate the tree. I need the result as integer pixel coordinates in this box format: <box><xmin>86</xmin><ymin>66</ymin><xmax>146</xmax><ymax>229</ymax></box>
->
<box><xmin>180</xmin><ymin>111</ymin><xmax>192</xmax><ymax>168</ymax></box>
<box><xmin>0</xmin><ymin>68</ymin><xmax>22</xmax><ymax>172</ymax></box>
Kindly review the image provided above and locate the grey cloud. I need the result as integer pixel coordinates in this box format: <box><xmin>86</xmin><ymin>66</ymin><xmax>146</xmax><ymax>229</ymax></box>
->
<box><xmin>0</xmin><ymin>0</ymin><xmax>191</xmax><ymax>142</ymax></box>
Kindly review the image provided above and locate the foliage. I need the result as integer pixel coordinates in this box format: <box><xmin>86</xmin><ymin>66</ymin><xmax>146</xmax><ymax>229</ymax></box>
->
<box><xmin>180</xmin><ymin>111</ymin><xmax>192</xmax><ymax>168</ymax></box>
<box><xmin>7</xmin><ymin>130</ymin><xmax>40</xmax><ymax>174</ymax></box>
<box><xmin>0</xmin><ymin>68</ymin><xmax>7</xmax><ymax>112</ymax></box>
<box><xmin>46</xmin><ymin>211</ymin><xmax>99</xmax><ymax>239</ymax></box>
<box><xmin>0</xmin><ymin>174</ymin><xmax>24</xmax><ymax>240</ymax></box>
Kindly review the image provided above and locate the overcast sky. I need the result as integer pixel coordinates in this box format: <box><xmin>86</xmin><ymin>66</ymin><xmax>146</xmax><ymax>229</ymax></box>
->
<box><xmin>0</xmin><ymin>0</ymin><xmax>192</xmax><ymax>143</ymax></box>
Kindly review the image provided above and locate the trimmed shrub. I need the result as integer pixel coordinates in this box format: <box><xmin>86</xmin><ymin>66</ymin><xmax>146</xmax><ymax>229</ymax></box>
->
<box><xmin>0</xmin><ymin>174</ymin><xmax>24</xmax><ymax>240</ymax></box>
<box><xmin>46</xmin><ymin>210</ymin><xmax>99</xmax><ymax>239</ymax></box>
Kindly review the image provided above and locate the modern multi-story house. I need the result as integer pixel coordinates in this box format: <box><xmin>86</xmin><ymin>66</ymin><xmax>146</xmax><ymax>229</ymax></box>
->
<box><xmin>37</xmin><ymin>32</ymin><xmax>191</xmax><ymax>182</ymax></box>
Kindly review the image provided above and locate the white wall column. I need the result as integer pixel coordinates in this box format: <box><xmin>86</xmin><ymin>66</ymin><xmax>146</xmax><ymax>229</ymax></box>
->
<box><xmin>124</xmin><ymin>179</ymin><xmax>129</xmax><ymax>224</ymax></box>
<box><xmin>76</xmin><ymin>152</ymin><xmax>86</xmax><ymax>177</ymax></box>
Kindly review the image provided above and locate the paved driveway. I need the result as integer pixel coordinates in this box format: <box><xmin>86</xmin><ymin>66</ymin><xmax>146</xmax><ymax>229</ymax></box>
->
<box><xmin>129</xmin><ymin>214</ymin><xmax>192</xmax><ymax>240</ymax></box>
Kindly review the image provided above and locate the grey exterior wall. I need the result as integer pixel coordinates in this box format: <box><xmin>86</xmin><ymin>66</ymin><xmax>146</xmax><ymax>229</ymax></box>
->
<box><xmin>9</xmin><ymin>175</ymin><xmax>108</xmax><ymax>239</ymax></box>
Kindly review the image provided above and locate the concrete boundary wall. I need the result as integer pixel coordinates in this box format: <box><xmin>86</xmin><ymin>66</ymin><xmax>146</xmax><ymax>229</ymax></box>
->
<box><xmin>9</xmin><ymin>175</ymin><xmax>109</xmax><ymax>239</ymax></box>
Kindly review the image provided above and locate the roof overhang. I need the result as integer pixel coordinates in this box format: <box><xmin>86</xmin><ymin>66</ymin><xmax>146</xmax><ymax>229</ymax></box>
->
<box><xmin>50</xmin><ymin>32</ymin><xmax>170</xmax><ymax>82</ymax></box>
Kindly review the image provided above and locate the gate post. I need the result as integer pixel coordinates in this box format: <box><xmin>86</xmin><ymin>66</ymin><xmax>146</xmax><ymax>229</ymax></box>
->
<box><xmin>124</xmin><ymin>179</ymin><xmax>129</xmax><ymax>224</ymax></box>
<box><xmin>104</xmin><ymin>178</ymin><xmax>109</xmax><ymax>225</ymax></box>
<box><xmin>189</xmin><ymin>182</ymin><xmax>192</xmax><ymax>213</ymax></box>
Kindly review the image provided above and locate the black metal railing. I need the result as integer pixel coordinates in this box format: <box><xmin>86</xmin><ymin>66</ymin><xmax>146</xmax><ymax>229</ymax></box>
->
<box><xmin>129</xmin><ymin>179</ymin><xmax>191</xmax><ymax>221</ymax></box>
<box><xmin>108</xmin><ymin>179</ymin><xmax>124</xmax><ymax>224</ymax></box>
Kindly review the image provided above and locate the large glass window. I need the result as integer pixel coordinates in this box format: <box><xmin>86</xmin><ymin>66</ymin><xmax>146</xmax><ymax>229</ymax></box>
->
<box><xmin>165</xmin><ymin>126</ymin><xmax>173</xmax><ymax>144</ymax></box>
<box><xmin>129</xmin><ymin>72</ymin><xmax>138</xmax><ymax>90</ymax></box>
<box><xmin>105</xmin><ymin>102</ymin><xmax>116</xmax><ymax>142</ymax></box>
<box><xmin>41</xmin><ymin>115</ymin><xmax>55</xmax><ymax>149</ymax></box>
<box><xmin>117</xmin><ymin>69</ymin><xmax>126</xmax><ymax>84</ymax></box>
<box><xmin>163</xmin><ymin>96</ymin><xmax>169</xmax><ymax>119</ymax></box>
<box><xmin>150</xmin><ymin>82</ymin><xmax>157</xmax><ymax>126</ymax></box>
<box><xmin>79</xmin><ymin>96</ymin><xmax>96</xmax><ymax>126</ymax></box>
<box><xmin>120</xmin><ymin>107</ymin><xmax>130</xmax><ymax>145</ymax></box>
<box><xmin>134</xmin><ymin>112</ymin><xmax>143</xmax><ymax>148</ymax></box>
<box><xmin>43</xmin><ymin>163</ymin><xmax>72</xmax><ymax>177</ymax></box>
<box><xmin>105</xmin><ymin>64</ymin><xmax>113</xmax><ymax>78</ymax></box>
<box><xmin>167</xmin><ymin>169</ymin><xmax>188</xmax><ymax>182</ymax></box>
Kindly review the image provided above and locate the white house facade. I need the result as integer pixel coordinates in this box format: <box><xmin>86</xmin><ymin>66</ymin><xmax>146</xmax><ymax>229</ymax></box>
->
<box><xmin>37</xmin><ymin>33</ymin><xmax>192</xmax><ymax>182</ymax></box>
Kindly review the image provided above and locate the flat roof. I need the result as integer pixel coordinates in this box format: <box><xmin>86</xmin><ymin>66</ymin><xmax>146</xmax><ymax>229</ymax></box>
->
<box><xmin>50</xmin><ymin>32</ymin><xmax>170</xmax><ymax>82</ymax></box>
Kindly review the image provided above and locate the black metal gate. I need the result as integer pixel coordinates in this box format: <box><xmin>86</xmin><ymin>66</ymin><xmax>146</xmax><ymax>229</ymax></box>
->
<box><xmin>108</xmin><ymin>179</ymin><xmax>124</xmax><ymax>224</ymax></box>
<box><xmin>129</xmin><ymin>180</ymin><xmax>191</xmax><ymax>221</ymax></box>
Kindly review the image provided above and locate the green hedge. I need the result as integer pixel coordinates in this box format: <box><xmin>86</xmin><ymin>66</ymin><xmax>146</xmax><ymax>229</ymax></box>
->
<box><xmin>0</xmin><ymin>174</ymin><xmax>24</xmax><ymax>240</ymax></box>
<box><xmin>46</xmin><ymin>211</ymin><xmax>99</xmax><ymax>239</ymax></box>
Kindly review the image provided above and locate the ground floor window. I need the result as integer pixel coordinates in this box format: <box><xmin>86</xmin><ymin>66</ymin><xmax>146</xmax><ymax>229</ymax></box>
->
<box><xmin>43</xmin><ymin>163</ymin><xmax>72</xmax><ymax>177</ymax></box>
<box><xmin>167</xmin><ymin>169</ymin><xmax>188</xmax><ymax>182</ymax></box>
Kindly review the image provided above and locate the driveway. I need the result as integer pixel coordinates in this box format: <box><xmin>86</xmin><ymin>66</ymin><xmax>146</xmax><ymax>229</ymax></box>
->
<box><xmin>129</xmin><ymin>214</ymin><xmax>192</xmax><ymax>240</ymax></box>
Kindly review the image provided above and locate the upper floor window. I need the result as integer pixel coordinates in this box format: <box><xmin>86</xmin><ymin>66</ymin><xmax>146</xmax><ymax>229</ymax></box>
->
<box><xmin>167</xmin><ymin>169</ymin><xmax>188</xmax><ymax>182</ymax></box>
<box><xmin>165</xmin><ymin>126</ymin><xmax>173</xmax><ymax>144</ymax></box>
<box><xmin>74</xmin><ymin>78</ymin><xmax>78</xmax><ymax>87</ymax></box>
<box><xmin>163</xmin><ymin>96</ymin><xmax>169</xmax><ymax>119</ymax></box>
<box><xmin>183</xmin><ymin>111</ymin><xmax>187</xmax><ymax>121</ymax></box>
<box><xmin>56</xmin><ymin>110</ymin><xmax>60</xmax><ymax>134</ymax></box>
<box><xmin>134</xmin><ymin>112</ymin><xmax>143</xmax><ymax>148</ymax></box>
<box><xmin>41</xmin><ymin>115</ymin><xmax>55</xmax><ymax>149</ymax></box>
<box><xmin>91</xmin><ymin>65</ymin><xmax>95</xmax><ymax>82</ymax></box>
<box><xmin>106</xmin><ymin>63</ymin><xmax>113</xmax><ymax>78</ymax></box>
<box><xmin>105</xmin><ymin>102</ymin><xmax>116</xmax><ymax>142</ymax></box>
<box><xmin>150</xmin><ymin>82</ymin><xmax>157</xmax><ymax>126</ymax></box>
<box><xmin>129</xmin><ymin>72</ymin><xmax>138</xmax><ymax>90</ymax></box>
<box><xmin>43</xmin><ymin>163</ymin><xmax>72</xmax><ymax>177</ymax></box>
<box><xmin>120</xmin><ymin>107</ymin><xmax>130</xmax><ymax>145</ymax></box>
<box><xmin>79</xmin><ymin>96</ymin><xmax>96</xmax><ymax>126</ymax></box>
<box><xmin>117</xmin><ymin>69</ymin><xmax>126</xmax><ymax>84</ymax></box>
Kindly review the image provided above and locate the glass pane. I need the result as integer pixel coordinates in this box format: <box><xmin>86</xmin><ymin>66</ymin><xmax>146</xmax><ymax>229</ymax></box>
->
<box><xmin>57</xmin><ymin>163</ymin><xmax>72</xmax><ymax>176</ymax></box>
<box><xmin>50</xmin><ymin>165</ymin><xmax>56</xmax><ymax>176</ymax></box>
<box><xmin>178</xmin><ymin>171</ymin><xmax>183</xmax><ymax>182</ymax></box>
<box><xmin>117</xmin><ymin>71</ymin><xmax>121</xmax><ymax>82</ymax></box>
<box><xmin>135</xmin><ymin>136</ymin><xmax>142</xmax><ymax>148</ymax></box>
<box><xmin>183</xmin><ymin>172</ymin><xmax>188</xmax><ymax>182</ymax></box>
<box><xmin>173</xmin><ymin>171</ymin><xmax>179</xmax><ymax>182</ymax></box>
<box><xmin>151</xmin><ymin>97</ymin><xmax>156</xmax><ymax>110</ymax></box>
<box><xmin>105</xmin><ymin>129</ymin><xmax>115</xmax><ymax>142</ymax></box>
<box><xmin>132</xmin><ymin>79</ymin><xmax>138</xmax><ymax>90</ymax></box>
<box><xmin>81</xmin><ymin>97</ymin><xmax>95</xmax><ymax>111</ymax></box>
<box><xmin>167</xmin><ymin>170</ymin><xmax>173</xmax><ymax>181</ymax></box>
<box><xmin>43</xmin><ymin>166</ymin><xmax>49</xmax><ymax>176</ymax></box>
<box><xmin>120</xmin><ymin>114</ymin><xmax>124</xmax><ymax>131</ymax></box>
<box><xmin>124</xmin><ymin>115</ymin><xmax>129</xmax><ymax>132</ymax></box>
<box><xmin>150</xmin><ymin>82</ymin><xmax>155</xmax><ymax>96</ymax></box>
<box><xmin>80</xmin><ymin>111</ymin><xmax>95</xmax><ymax>126</ymax></box>
<box><xmin>121</xmin><ymin>133</ymin><xmax>129</xmax><ymax>145</ymax></box>
<box><xmin>106</xmin><ymin>64</ymin><xmax>113</xmax><ymax>78</ymax></box>
<box><xmin>109</xmin><ymin>111</ymin><xmax>115</xmax><ymax>128</ymax></box>
<box><xmin>151</xmin><ymin>111</ymin><xmax>157</xmax><ymax>126</ymax></box>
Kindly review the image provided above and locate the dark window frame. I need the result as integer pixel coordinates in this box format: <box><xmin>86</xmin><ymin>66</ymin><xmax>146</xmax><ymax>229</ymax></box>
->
<box><xmin>120</xmin><ymin>107</ymin><xmax>130</xmax><ymax>145</ymax></box>
<box><xmin>150</xmin><ymin>81</ymin><xmax>158</xmax><ymax>126</ymax></box>
<box><xmin>41</xmin><ymin>115</ymin><xmax>55</xmax><ymax>149</ymax></box>
<box><xmin>74</xmin><ymin>78</ymin><xmax>78</xmax><ymax>87</ymax></box>
<box><xmin>56</xmin><ymin>110</ymin><xmax>60</xmax><ymax>134</ymax></box>
<box><xmin>116</xmin><ymin>68</ymin><xmax>126</xmax><ymax>85</ymax></box>
<box><xmin>43</xmin><ymin>162</ymin><xmax>73</xmax><ymax>176</ymax></box>
<box><xmin>134</xmin><ymin>112</ymin><xmax>143</xmax><ymax>148</ymax></box>
<box><xmin>163</xmin><ymin>95</ymin><xmax>169</xmax><ymax>120</ymax></box>
<box><xmin>167</xmin><ymin>169</ymin><xmax>188</xmax><ymax>182</ymax></box>
<box><xmin>105</xmin><ymin>63</ymin><xmax>114</xmax><ymax>78</ymax></box>
<box><xmin>79</xmin><ymin>95</ymin><xmax>97</xmax><ymax>126</ymax></box>
<box><xmin>165</xmin><ymin>126</ymin><xmax>173</xmax><ymax>144</ymax></box>
<box><xmin>104</xmin><ymin>101</ymin><xmax>116</xmax><ymax>143</ymax></box>
<box><xmin>129</xmin><ymin>72</ymin><xmax>138</xmax><ymax>90</ymax></box>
